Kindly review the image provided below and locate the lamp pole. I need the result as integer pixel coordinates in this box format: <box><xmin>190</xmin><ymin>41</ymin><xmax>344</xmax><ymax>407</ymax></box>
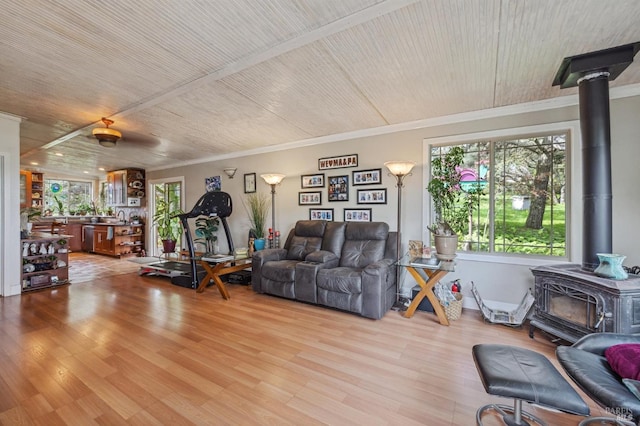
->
<box><xmin>384</xmin><ymin>161</ymin><xmax>416</xmax><ymax>308</ymax></box>
<box><xmin>269</xmin><ymin>183</ymin><xmax>277</xmax><ymax>241</ymax></box>
<box><xmin>260</xmin><ymin>174</ymin><xmax>286</xmax><ymax>248</ymax></box>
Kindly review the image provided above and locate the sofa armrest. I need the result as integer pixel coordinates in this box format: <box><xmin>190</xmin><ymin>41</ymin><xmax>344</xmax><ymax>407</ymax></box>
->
<box><xmin>251</xmin><ymin>248</ymin><xmax>287</xmax><ymax>292</ymax></box>
<box><xmin>305</xmin><ymin>250</ymin><xmax>339</xmax><ymax>264</ymax></box>
<box><xmin>361</xmin><ymin>258</ymin><xmax>396</xmax><ymax>319</ymax></box>
<box><xmin>254</xmin><ymin>248</ymin><xmax>287</xmax><ymax>263</ymax></box>
<box><xmin>573</xmin><ymin>332</ymin><xmax>640</xmax><ymax>355</ymax></box>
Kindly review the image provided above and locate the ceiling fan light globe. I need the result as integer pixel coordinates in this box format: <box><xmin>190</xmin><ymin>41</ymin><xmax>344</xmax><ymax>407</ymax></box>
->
<box><xmin>98</xmin><ymin>138</ymin><xmax>117</xmax><ymax>147</ymax></box>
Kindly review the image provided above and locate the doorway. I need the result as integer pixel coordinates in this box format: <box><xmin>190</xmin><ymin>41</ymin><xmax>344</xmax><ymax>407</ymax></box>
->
<box><xmin>148</xmin><ymin>177</ymin><xmax>185</xmax><ymax>257</ymax></box>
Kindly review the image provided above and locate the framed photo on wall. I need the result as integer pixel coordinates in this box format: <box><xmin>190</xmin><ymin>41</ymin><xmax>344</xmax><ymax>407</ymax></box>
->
<box><xmin>205</xmin><ymin>176</ymin><xmax>221</xmax><ymax>192</ymax></box>
<box><xmin>344</xmin><ymin>208</ymin><xmax>372</xmax><ymax>222</ymax></box>
<box><xmin>244</xmin><ymin>173</ymin><xmax>256</xmax><ymax>193</ymax></box>
<box><xmin>309</xmin><ymin>208</ymin><xmax>334</xmax><ymax>221</ymax></box>
<box><xmin>352</xmin><ymin>168</ymin><xmax>382</xmax><ymax>186</ymax></box>
<box><xmin>301</xmin><ymin>173</ymin><xmax>325</xmax><ymax>188</ymax></box>
<box><xmin>328</xmin><ymin>175</ymin><xmax>349</xmax><ymax>201</ymax></box>
<box><xmin>357</xmin><ymin>188</ymin><xmax>387</xmax><ymax>204</ymax></box>
<box><xmin>299</xmin><ymin>191</ymin><xmax>322</xmax><ymax>205</ymax></box>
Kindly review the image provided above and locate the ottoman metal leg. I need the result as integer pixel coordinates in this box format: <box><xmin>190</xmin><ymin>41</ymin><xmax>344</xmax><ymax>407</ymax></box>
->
<box><xmin>477</xmin><ymin>399</ymin><xmax>545</xmax><ymax>426</ymax></box>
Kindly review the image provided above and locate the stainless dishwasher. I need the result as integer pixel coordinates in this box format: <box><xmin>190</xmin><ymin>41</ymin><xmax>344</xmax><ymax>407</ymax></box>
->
<box><xmin>82</xmin><ymin>225</ymin><xmax>95</xmax><ymax>252</ymax></box>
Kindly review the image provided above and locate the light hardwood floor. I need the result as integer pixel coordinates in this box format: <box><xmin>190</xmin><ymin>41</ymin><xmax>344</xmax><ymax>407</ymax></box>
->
<box><xmin>1</xmin><ymin>270</ymin><xmax>603</xmax><ymax>425</ymax></box>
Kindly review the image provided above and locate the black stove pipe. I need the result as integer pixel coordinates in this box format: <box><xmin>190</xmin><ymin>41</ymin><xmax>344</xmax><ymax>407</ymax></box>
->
<box><xmin>579</xmin><ymin>72</ymin><xmax>612</xmax><ymax>270</ymax></box>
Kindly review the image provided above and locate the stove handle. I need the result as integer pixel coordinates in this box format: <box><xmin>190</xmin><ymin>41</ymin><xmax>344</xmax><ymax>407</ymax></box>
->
<box><xmin>594</xmin><ymin>310</ymin><xmax>612</xmax><ymax>329</ymax></box>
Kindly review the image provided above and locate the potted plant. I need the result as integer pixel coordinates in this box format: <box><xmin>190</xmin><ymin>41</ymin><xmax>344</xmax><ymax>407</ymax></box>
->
<box><xmin>245</xmin><ymin>193</ymin><xmax>269</xmax><ymax>250</ymax></box>
<box><xmin>20</xmin><ymin>206</ymin><xmax>42</xmax><ymax>235</ymax></box>
<box><xmin>152</xmin><ymin>187</ymin><xmax>184</xmax><ymax>253</ymax></box>
<box><xmin>52</xmin><ymin>194</ymin><xmax>65</xmax><ymax>216</ymax></box>
<box><xmin>427</xmin><ymin>146</ymin><xmax>465</xmax><ymax>259</ymax></box>
<box><xmin>194</xmin><ymin>216</ymin><xmax>219</xmax><ymax>254</ymax></box>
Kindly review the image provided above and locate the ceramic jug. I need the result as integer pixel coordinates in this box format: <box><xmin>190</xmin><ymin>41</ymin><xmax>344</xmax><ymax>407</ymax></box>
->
<box><xmin>594</xmin><ymin>253</ymin><xmax>628</xmax><ymax>280</ymax></box>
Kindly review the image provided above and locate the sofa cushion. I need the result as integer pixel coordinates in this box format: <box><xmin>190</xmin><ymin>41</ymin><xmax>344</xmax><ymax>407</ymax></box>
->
<box><xmin>339</xmin><ymin>222</ymin><xmax>389</xmax><ymax>268</ymax></box>
<box><xmin>286</xmin><ymin>220</ymin><xmax>326</xmax><ymax>260</ymax></box>
<box><xmin>262</xmin><ymin>260</ymin><xmax>300</xmax><ymax>282</ymax></box>
<box><xmin>287</xmin><ymin>236</ymin><xmax>323</xmax><ymax>260</ymax></box>
<box><xmin>605</xmin><ymin>343</ymin><xmax>640</xmax><ymax>380</ymax></box>
<box><xmin>317</xmin><ymin>267</ymin><xmax>363</xmax><ymax>294</ymax></box>
<box><xmin>321</xmin><ymin>221</ymin><xmax>346</xmax><ymax>256</ymax></box>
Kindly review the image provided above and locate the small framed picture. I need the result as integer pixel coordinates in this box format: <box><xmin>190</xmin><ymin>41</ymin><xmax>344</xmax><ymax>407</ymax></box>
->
<box><xmin>301</xmin><ymin>173</ymin><xmax>325</xmax><ymax>188</ymax></box>
<box><xmin>352</xmin><ymin>168</ymin><xmax>382</xmax><ymax>186</ymax></box>
<box><xmin>328</xmin><ymin>175</ymin><xmax>349</xmax><ymax>202</ymax></box>
<box><xmin>299</xmin><ymin>191</ymin><xmax>322</xmax><ymax>205</ymax></box>
<box><xmin>244</xmin><ymin>173</ymin><xmax>256</xmax><ymax>193</ymax></box>
<box><xmin>205</xmin><ymin>176</ymin><xmax>221</xmax><ymax>192</ymax></box>
<box><xmin>357</xmin><ymin>188</ymin><xmax>387</xmax><ymax>204</ymax></box>
<box><xmin>309</xmin><ymin>208</ymin><xmax>334</xmax><ymax>221</ymax></box>
<box><xmin>344</xmin><ymin>208</ymin><xmax>372</xmax><ymax>222</ymax></box>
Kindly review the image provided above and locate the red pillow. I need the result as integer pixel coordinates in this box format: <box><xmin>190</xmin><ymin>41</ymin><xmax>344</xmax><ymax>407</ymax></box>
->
<box><xmin>605</xmin><ymin>344</ymin><xmax>640</xmax><ymax>380</ymax></box>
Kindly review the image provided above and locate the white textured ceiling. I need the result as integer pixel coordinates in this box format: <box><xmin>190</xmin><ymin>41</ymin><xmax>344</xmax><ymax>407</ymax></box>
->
<box><xmin>3</xmin><ymin>0</ymin><xmax>640</xmax><ymax>178</ymax></box>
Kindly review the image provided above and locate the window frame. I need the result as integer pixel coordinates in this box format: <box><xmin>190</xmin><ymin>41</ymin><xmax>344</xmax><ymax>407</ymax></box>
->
<box><xmin>43</xmin><ymin>178</ymin><xmax>94</xmax><ymax>215</ymax></box>
<box><xmin>422</xmin><ymin>121</ymin><xmax>581</xmax><ymax>267</ymax></box>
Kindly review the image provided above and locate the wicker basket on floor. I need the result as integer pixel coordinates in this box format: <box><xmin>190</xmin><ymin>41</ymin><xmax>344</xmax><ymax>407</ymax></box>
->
<box><xmin>442</xmin><ymin>293</ymin><xmax>463</xmax><ymax>321</ymax></box>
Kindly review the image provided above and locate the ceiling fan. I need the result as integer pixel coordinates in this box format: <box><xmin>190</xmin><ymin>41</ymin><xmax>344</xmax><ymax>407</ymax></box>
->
<box><xmin>90</xmin><ymin>118</ymin><xmax>161</xmax><ymax>149</ymax></box>
<box><xmin>92</xmin><ymin>117</ymin><xmax>121</xmax><ymax>147</ymax></box>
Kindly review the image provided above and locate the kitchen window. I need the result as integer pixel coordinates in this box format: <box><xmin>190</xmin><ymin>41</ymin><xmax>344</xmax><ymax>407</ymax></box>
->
<box><xmin>44</xmin><ymin>179</ymin><xmax>93</xmax><ymax>216</ymax></box>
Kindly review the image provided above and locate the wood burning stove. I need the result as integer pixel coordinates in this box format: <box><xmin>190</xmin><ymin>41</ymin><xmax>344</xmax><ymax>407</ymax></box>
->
<box><xmin>530</xmin><ymin>264</ymin><xmax>640</xmax><ymax>343</ymax></box>
<box><xmin>530</xmin><ymin>42</ymin><xmax>640</xmax><ymax>343</ymax></box>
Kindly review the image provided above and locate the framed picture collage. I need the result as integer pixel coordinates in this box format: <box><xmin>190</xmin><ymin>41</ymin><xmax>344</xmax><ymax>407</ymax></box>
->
<box><xmin>299</xmin><ymin>157</ymin><xmax>387</xmax><ymax>221</ymax></box>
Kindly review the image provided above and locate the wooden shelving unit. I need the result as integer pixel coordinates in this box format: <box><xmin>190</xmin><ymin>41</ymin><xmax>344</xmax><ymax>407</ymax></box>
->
<box><xmin>20</xmin><ymin>170</ymin><xmax>44</xmax><ymax>211</ymax></box>
<box><xmin>93</xmin><ymin>223</ymin><xmax>144</xmax><ymax>257</ymax></box>
<box><xmin>21</xmin><ymin>233</ymin><xmax>71</xmax><ymax>292</ymax></box>
<box><xmin>30</xmin><ymin>172</ymin><xmax>44</xmax><ymax>210</ymax></box>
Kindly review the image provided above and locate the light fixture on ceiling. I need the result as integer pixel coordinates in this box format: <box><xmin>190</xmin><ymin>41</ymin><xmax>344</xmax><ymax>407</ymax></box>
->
<box><xmin>223</xmin><ymin>167</ymin><xmax>237</xmax><ymax>179</ymax></box>
<box><xmin>92</xmin><ymin>117</ymin><xmax>122</xmax><ymax>147</ymax></box>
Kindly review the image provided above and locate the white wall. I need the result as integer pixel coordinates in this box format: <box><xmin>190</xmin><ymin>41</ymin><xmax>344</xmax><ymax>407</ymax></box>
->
<box><xmin>148</xmin><ymin>94</ymin><xmax>640</xmax><ymax>308</ymax></box>
<box><xmin>0</xmin><ymin>112</ymin><xmax>22</xmax><ymax>297</ymax></box>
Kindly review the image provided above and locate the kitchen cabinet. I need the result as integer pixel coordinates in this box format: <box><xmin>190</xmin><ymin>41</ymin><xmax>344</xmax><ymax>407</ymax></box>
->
<box><xmin>19</xmin><ymin>170</ymin><xmax>44</xmax><ymax>211</ymax></box>
<box><xmin>93</xmin><ymin>227</ymin><xmax>114</xmax><ymax>255</ymax></box>
<box><xmin>20</xmin><ymin>171</ymin><xmax>30</xmax><ymax>209</ymax></box>
<box><xmin>106</xmin><ymin>168</ymin><xmax>145</xmax><ymax>207</ymax></box>
<box><xmin>30</xmin><ymin>172</ymin><xmax>44</xmax><ymax>210</ymax></box>
<box><xmin>65</xmin><ymin>223</ymin><xmax>84</xmax><ymax>252</ymax></box>
<box><xmin>91</xmin><ymin>224</ymin><xmax>144</xmax><ymax>257</ymax></box>
<box><xmin>21</xmin><ymin>233</ymin><xmax>70</xmax><ymax>292</ymax></box>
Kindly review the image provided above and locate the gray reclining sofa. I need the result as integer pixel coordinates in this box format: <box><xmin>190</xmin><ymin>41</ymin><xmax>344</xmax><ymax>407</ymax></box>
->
<box><xmin>252</xmin><ymin>220</ymin><xmax>398</xmax><ymax>319</ymax></box>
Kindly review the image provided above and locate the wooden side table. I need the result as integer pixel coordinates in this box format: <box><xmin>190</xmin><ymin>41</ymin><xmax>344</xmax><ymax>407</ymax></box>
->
<box><xmin>197</xmin><ymin>257</ymin><xmax>252</xmax><ymax>299</ymax></box>
<box><xmin>401</xmin><ymin>260</ymin><xmax>455</xmax><ymax>325</ymax></box>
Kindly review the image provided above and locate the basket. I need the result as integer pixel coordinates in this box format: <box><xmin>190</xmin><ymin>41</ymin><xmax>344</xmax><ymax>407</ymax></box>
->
<box><xmin>442</xmin><ymin>293</ymin><xmax>463</xmax><ymax>321</ymax></box>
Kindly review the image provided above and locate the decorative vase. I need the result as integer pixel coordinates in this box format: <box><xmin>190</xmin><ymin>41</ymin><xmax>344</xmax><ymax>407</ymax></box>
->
<box><xmin>434</xmin><ymin>234</ymin><xmax>458</xmax><ymax>261</ymax></box>
<box><xmin>253</xmin><ymin>238</ymin><xmax>266</xmax><ymax>251</ymax></box>
<box><xmin>594</xmin><ymin>253</ymin><xmax>628</xmax><ymax>280</ymax></box>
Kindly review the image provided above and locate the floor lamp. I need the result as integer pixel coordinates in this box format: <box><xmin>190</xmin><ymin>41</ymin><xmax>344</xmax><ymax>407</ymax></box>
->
<box><xmin>260</xmin><ymin>173</ymin><xmax>286</xmax><ymax>248</ymax></box>
<box><xmin>384</xmin><ymin>160</ymin><xmax>416</xmax><ymax>308</ymax></box>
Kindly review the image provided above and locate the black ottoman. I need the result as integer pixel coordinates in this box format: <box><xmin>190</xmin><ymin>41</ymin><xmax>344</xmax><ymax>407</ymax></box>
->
<box><xmin>472</xmin><ymin>344</ymin><xmax>590</xmax><ymax>426</ymax></box>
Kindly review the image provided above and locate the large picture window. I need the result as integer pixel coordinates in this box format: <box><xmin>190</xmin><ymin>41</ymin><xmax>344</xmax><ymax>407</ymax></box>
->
<box><xmin>44</xmin><ymin>179</ymin><xmax>93</xmax><ymax>216</ymax></box>
<box><xmin>427</xmin><ymin>128</ymin><xmax>570</xmax><ymax>258</ymax></box>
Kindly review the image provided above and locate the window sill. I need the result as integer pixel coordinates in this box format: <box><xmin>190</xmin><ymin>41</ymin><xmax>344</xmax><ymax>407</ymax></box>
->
<box><xmin>455</xmin><ymin>251</ymin><xmax>569</xmax><ymax>267</ymax></box>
